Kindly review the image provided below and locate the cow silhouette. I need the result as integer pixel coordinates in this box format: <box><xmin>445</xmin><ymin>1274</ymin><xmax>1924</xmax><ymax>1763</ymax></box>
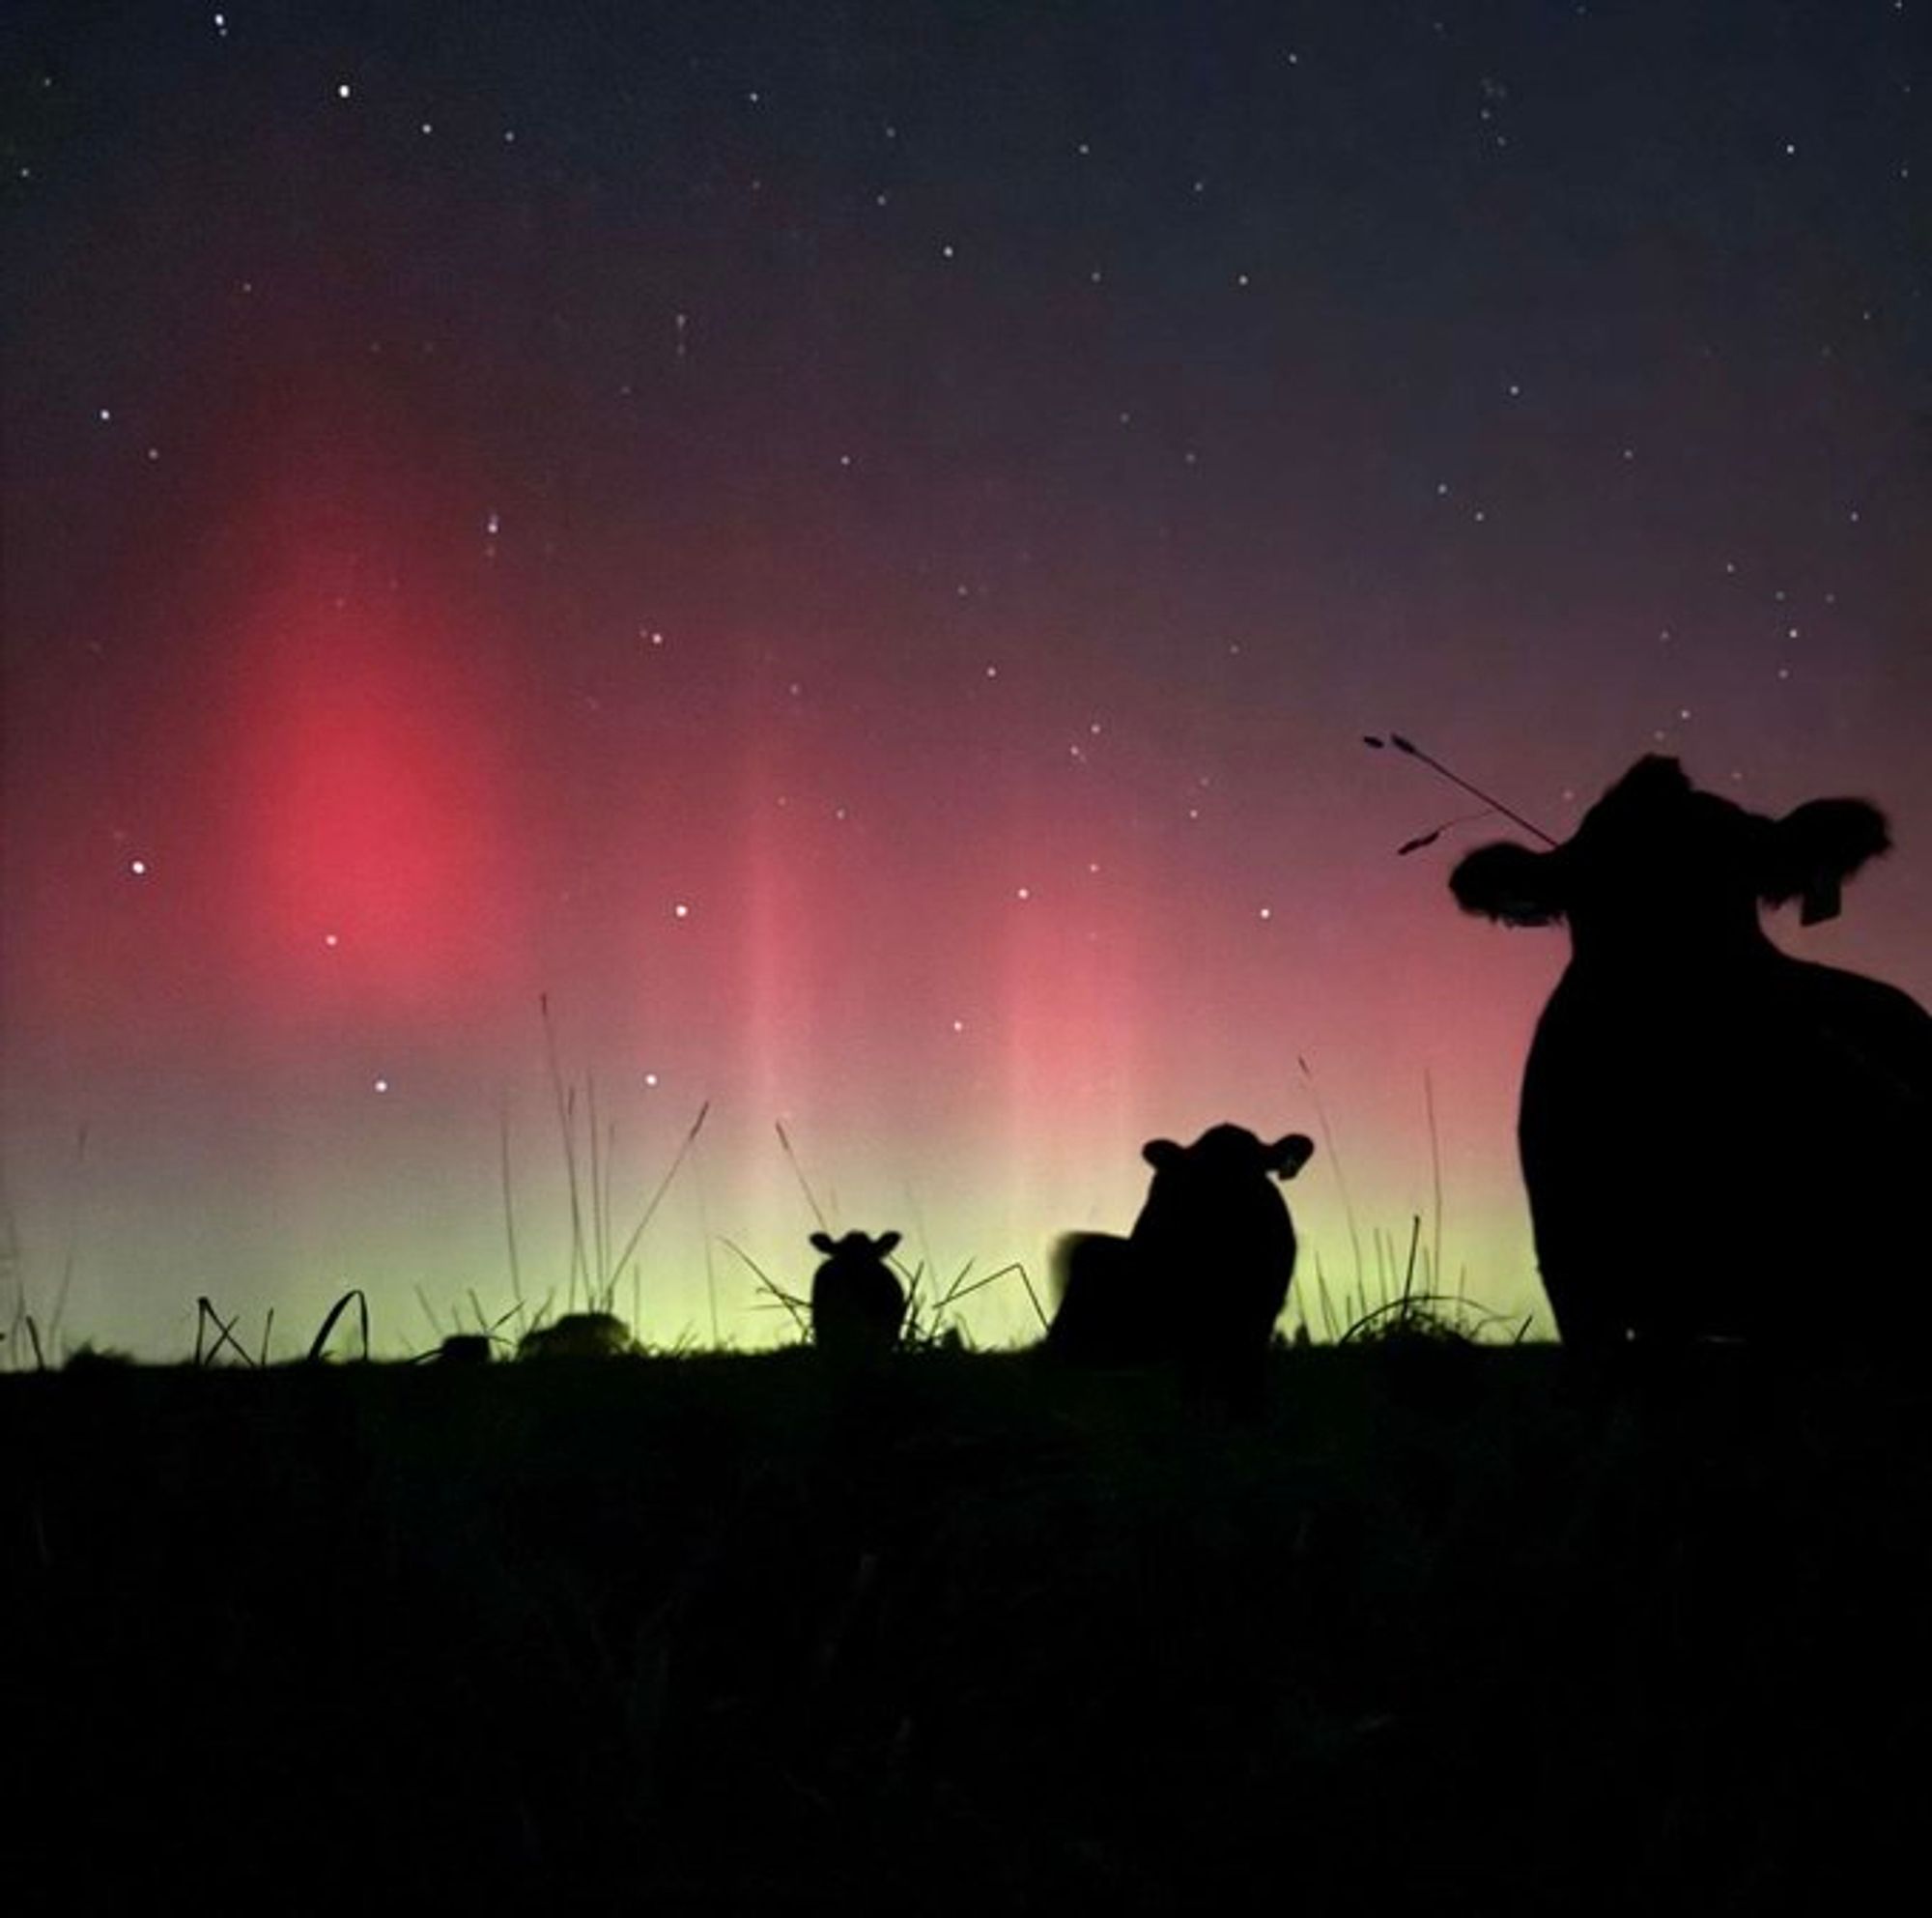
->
<box><xmin>1451</xmin><ymin>755</ymin><xmax>1932</xmax><ymax>1352</ymax></box>
<box><xmin>1047</xmin><ymin>1125</ymin><xmax>1315</xmax><ymax>1394</ymax></box>
<box><xmin>810</xmin><ymin>1229</ymin><xmax>907</xmax><ymax>1360</ymax></box>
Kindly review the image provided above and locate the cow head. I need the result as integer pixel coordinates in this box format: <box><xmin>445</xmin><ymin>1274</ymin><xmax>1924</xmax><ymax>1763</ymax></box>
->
<box><xmin>1142</xmin><ymin>1126</ymin><xmax>1316</xmax><ymax>1183</ymax></box>
<box><xmin>1450</xmin><ymin>757</ymin><xmax>1889</xmax><ymax>956</ymax></box>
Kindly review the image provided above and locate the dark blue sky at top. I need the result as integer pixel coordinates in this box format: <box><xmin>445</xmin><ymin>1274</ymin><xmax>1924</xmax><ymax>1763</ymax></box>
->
<box><xmin>13</xmin><ymin>2</ymin><xmax>1924</xmax><ymax>615</ymax></box>
<box><xmin>3</xmin><ymin>1</ymin><xmax>1928</xmax><ymax>1352</ymax></box>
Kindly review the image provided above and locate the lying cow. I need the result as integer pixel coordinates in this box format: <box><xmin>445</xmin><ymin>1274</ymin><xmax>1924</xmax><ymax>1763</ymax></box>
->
<box><xmin>1047</xmin><ymin>1124</ymin><xmax>1315</xmax><ymax>1398</ymax></box>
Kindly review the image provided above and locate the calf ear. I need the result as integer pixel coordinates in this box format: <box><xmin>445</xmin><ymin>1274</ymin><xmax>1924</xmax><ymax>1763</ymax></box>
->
<box><xmin>810</xmin><ymin>1231</ymin><xmax>836</xmax><ymax>1253</ymax></box>
<box><xmin>1449</xmin><ymin>842</ymin><xmax>1567</xmax><ymax>927</ymax></box>
<box><xmin>874</xmin><ymin>1230</ymin><xmax>902</xmax><ymax>1256</ymax></box>
<box><xmin>1761</xmin><ymin>798</ymin><xmax>1890</xmax><ymax>925</ymax></box>
<box><xmin>1142</xmin><ymin>1138</ymin><xmax>1186</xmax><ymax>1170</ymax></box>
<box><xmin>1266</xmin><ymin>1134</ymin><xmax>1316</xmax><ymax>1180</ymax></box>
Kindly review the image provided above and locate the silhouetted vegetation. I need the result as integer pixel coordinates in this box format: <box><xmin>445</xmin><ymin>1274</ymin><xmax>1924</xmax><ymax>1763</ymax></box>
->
<box><xmin>517</xmin><ymin>1308</ymin><xmax>642</xmax><ymax>1360</ymax></box>
<box><xmin>7</xmin><ymin>1342</ymin><xmax>1926</xmax><ymax>1911</ymax></box>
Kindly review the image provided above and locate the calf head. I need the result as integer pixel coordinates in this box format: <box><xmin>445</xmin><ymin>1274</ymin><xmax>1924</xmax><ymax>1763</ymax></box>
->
<box><xmin>810</xmin><ymin>1229</ymin><xmax>902</xmax><ymax>1264</ymax></box>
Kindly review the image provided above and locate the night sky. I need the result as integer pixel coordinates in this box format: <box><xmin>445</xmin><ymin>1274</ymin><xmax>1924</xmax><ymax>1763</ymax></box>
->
<box><xmin>4</xmin><ymin>1</ymin><xmax>1929</xmax><ymax>1358</ymax></box>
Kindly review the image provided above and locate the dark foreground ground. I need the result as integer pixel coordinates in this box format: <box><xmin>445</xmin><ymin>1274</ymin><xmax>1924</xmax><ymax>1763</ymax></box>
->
<box><xmin>6</xmin><ymin>1342</ymin><xmax>1929</xmax><ymax>1913</ymax></box>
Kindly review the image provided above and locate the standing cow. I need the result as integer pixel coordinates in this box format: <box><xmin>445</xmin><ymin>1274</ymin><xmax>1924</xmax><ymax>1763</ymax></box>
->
<box><xmin>1450</xmin><ymin>755</ymin><xmax>1932</xmax><ymax>1352</ymax></box>
<box><xmin>1047</xmin><ymin>1124</ymin><xmax>1316</xmax><ymax>1397</ymax></box>
<box><xmin>810</xmin><ymin>1229</ymin><xmax>907</xmax><ymax>1360</ymax></box>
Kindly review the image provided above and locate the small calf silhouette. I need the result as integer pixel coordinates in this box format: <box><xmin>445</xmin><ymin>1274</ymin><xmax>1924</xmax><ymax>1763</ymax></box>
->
<box><xmin>1047</xmin><ymin>1125</ymin><xmax>1315</xmax><ymax>1392</ymax></box>
<box><xmin>810</xmin><ymin>1229</ymin><xmax>907</xmax><ymax>1360</ymax></box>
<box><xmin>1451</xmin><ymin>755</ymin><xmax>1932</xmax><ymax>1352</ymax></box>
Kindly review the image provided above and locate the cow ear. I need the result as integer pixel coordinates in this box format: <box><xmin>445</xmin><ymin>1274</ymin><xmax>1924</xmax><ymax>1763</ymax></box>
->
<box><xmin>1449</xmin><ymin>842</ymin><xmax>1567</xmax><ymax>927</ymax></box>
<box><xmin>1142</xmin><ymin>1138</ymin><xmax>1185</xmax><ymax>1170</ymax></box>
<box><xmin>1761</xmin><ymin>798</ymin><xmax>1890</xmax><ymax>925</ymax></box>
<box><xmin>810</xmin><ymin>1231</ymin><xmax>836</xmax><ymax>1253</ymax></box>
<box><xmin>1267</xmin><ymin>1134</ymin><xmax>1316</xmax><ymax>1180</ymax></box>
<box><xmin>875</xmin><ymin>1230</ymin><xmax>902</xmax><ymax>1256</ymax></box>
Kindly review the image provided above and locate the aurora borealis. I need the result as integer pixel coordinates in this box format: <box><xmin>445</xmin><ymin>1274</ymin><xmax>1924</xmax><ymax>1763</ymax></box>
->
<box><xmin>4</xmin><ymin>2</ymin><xmax>1929</xmax><ymax>1356</ymax></box>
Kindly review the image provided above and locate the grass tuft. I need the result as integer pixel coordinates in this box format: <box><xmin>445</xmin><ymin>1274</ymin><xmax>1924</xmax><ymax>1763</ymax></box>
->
<box><xmin>306</xmin><ymin>1287</ymin><xmax>371</xmax><ymax>1363</ymax></box>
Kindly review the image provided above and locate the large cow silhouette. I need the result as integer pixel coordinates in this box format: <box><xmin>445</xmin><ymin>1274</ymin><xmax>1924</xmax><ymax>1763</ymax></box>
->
<box><xmin>1451</xmin><ymin>756</ymin><xmax>1932</xmax><ymax>1351</ymax></box>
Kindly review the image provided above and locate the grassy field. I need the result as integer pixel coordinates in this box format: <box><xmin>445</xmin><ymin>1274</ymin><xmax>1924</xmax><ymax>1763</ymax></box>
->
<box><xmin>6</xmin><ymin>1341</ymin><xmax>1928</xmax><ymax>1912</ymax></box>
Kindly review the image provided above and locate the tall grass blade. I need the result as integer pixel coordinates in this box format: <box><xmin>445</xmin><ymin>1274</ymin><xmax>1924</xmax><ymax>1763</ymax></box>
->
<box><xmin>1315</xmin><ymin>1255</ymin><xmax>1339</xmax><ymax>1343</ymax></box>
<box><xmin>721</xmin><ymin>1239</ymin><xmax>810</xmax><ymax>1339</ymax></box>
<box><xmin>587</xmin><ymin>1075</ymin><xmax>608</xmax><ymax>1303</ymax></box>
<box><xmin>1014</xmin><ymin>1261</ymin><xmax>1050</xmax><ymax>1333</ymax></box>
<box><xmin>1364</xmin><ymin>731</ymin><xmax>1558</xmax><ymax>845</ymax></box>
<box><xmin>0</xmin><ymin>1185</ymin><xmax>22</xmax><ymax>1348</ymax></box>
<box><xmin>540</xmin><ymin>995</ymin><xmax>589</xmax><ymax>1311</ymax></box>
<box><xmin>933</xmin><ymin>1256</ymin><xmax>975</xmax><ymax>1308</ymax></box>
<box><xmin>936</xmin><ymin>1261</ymin><xmax>1025</xmax><ymax>1307</ymax></box>
<box><xmin>307</xmin><ymin>1288</ymin><xmax>368</xmax><ymax>1363</ymax></box>
<box><xmin>1425</xmin><ymin>1070</ymin><xmax>1444</xmax><ymax>1308</ymax></box>
<box><xmin>51</xmin><ymin>1122</ymin><xmax>89</xmax><ymax>1349</ymax></box>
<box><xmin>499</xmin><ymin>1104</ymin><xmax>524</xmax><ymax>1306</ymax></box>
<box><xmin>1299</xmin><ymin>1057</ymin><xmax>1365</xmax><ymax>1304</ymax></box>
<box><xmin>603</xmin><ymin>1116</ymin><xmax>621</xmax><ymax>1304</ymax></box>
<box><xmin>196</xmin><ymin>1297</ymin><xmax>253</xmax><ymax>1366</ymax></box>
<box><xmin>565</xmin><ymin>1087</ymin><xmax>585</xmax><ymax>1311</ymax></box>
<box><xmin>898</xmin><ymin>1185</ymin><xmax>949</xmax><ymax>1337</ymax></box>
<box><xmin>608</xmin><ymin>1101</ymin><xmax>711</xmax><ymax>1299</ymax></box>
<box><xmin>896</xmin><ymin>1257</ymin><xmax>926</xmax><ymax>1338</ymax></box>
<box><xmin>699</xmin><ymin>1159</ymin><xmax>720</xmax><ymax>1350</ymax></box>
<box><xmin>775</xmin><ymin>1121</ymin><xmax>831</xmax><ymax>1233</ymax></box>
